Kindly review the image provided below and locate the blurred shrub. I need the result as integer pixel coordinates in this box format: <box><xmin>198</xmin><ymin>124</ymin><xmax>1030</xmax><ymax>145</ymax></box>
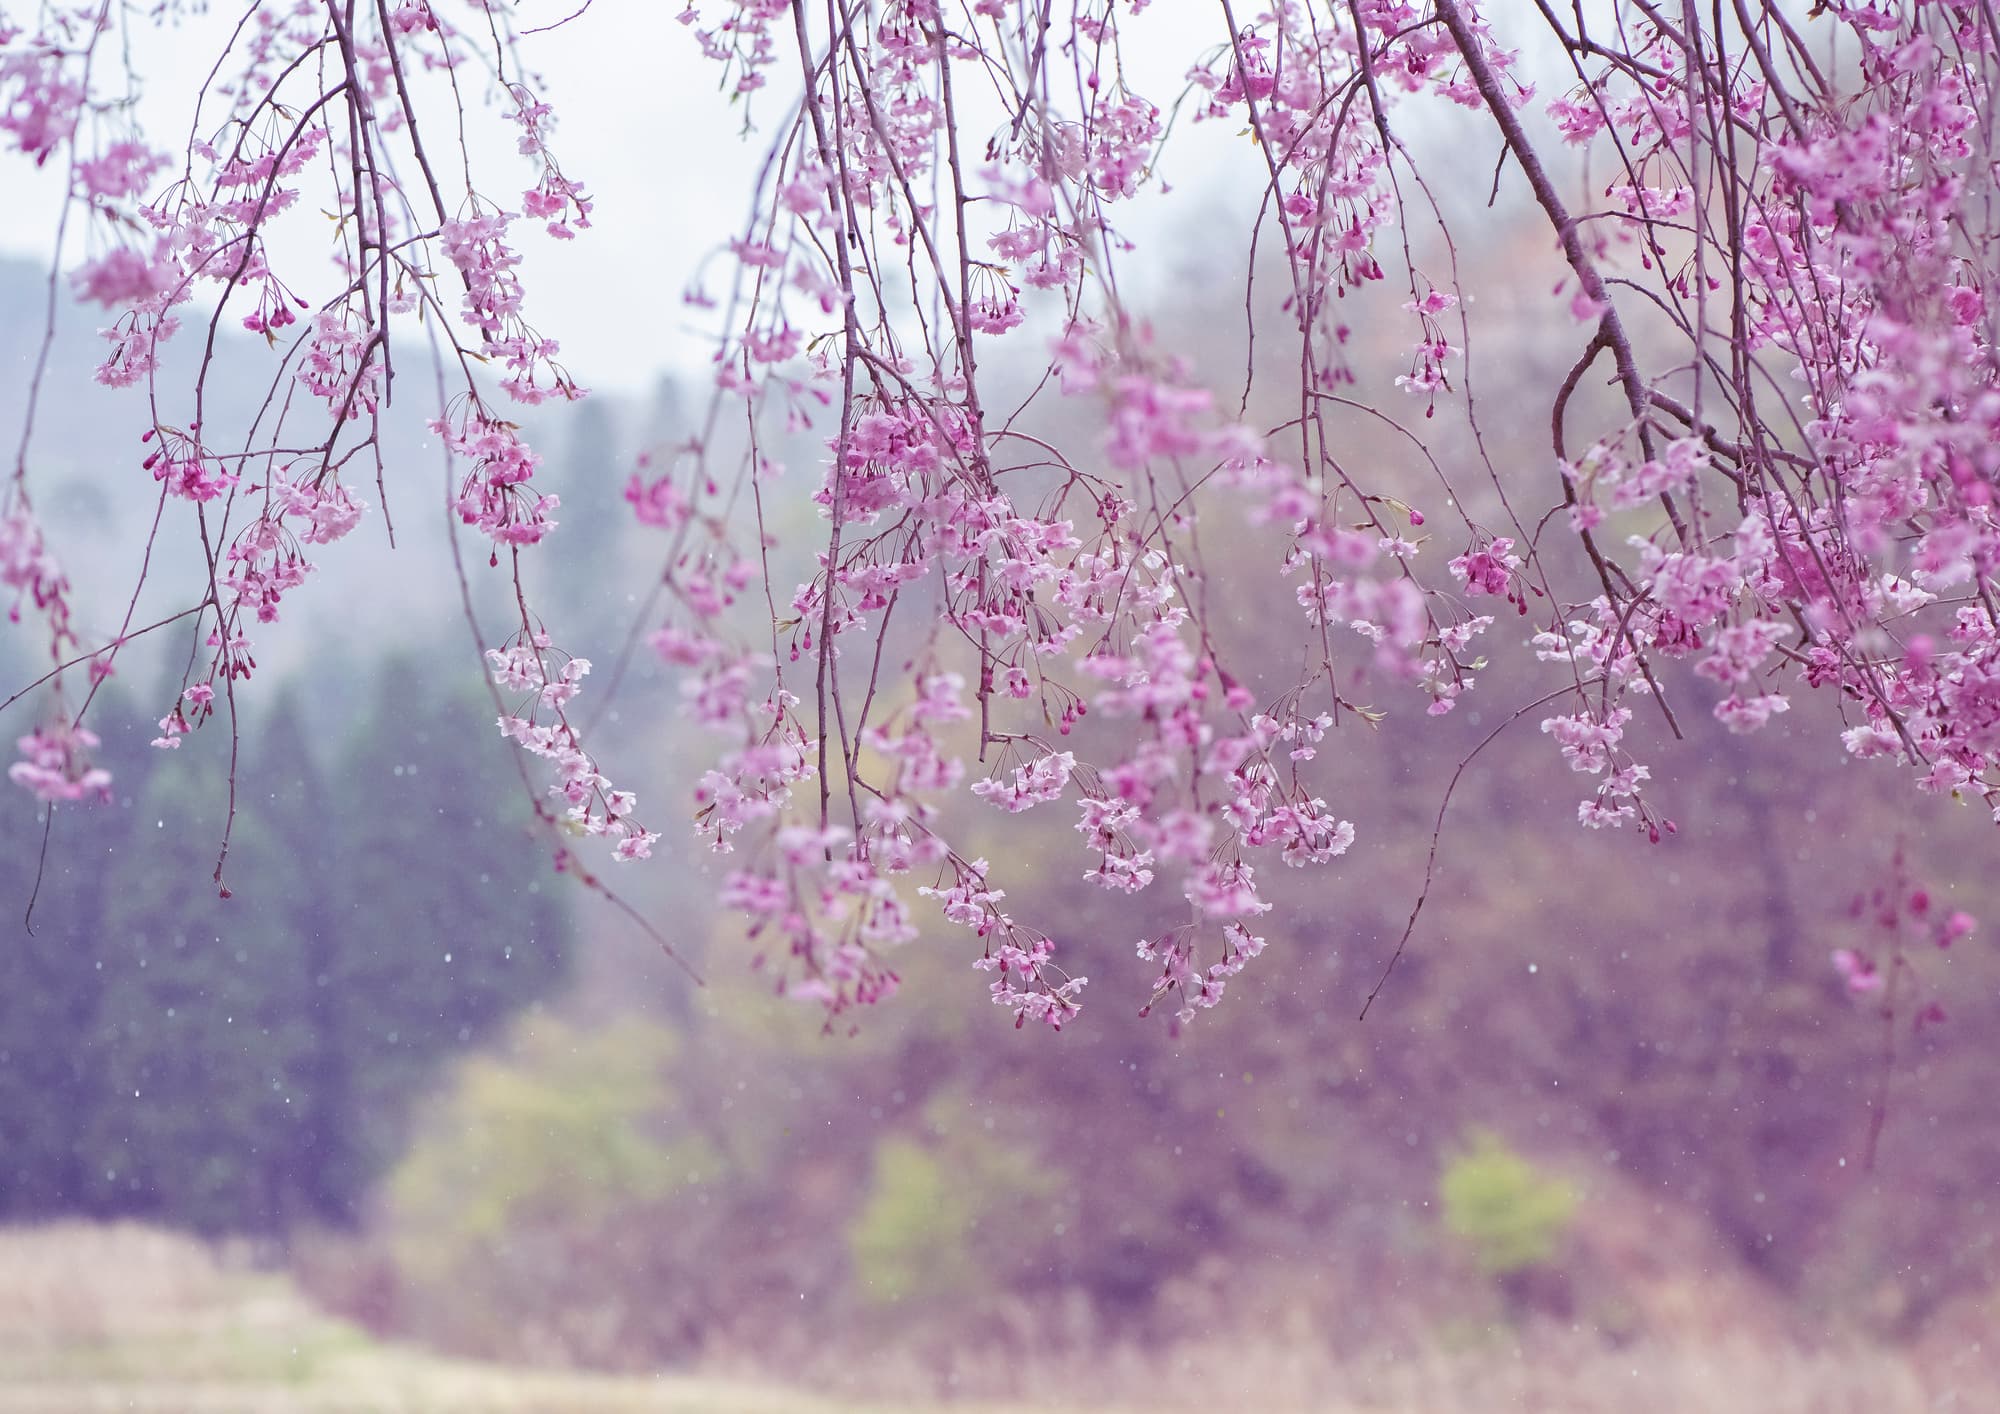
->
<box><xmin>1439</xmin><ymin>1130</ymin><xmax>1576</xmax><ymax>1277</ymax></box>
<box><xmin>371</xmin><ymin>1014</ymin><xmax>730</xmax><ymax>1365</ymax></box>
<box><xmin>848</xmin><ymin>1098</ymin><xmax>1055</xmax><ymax>1309</ymax></box>
<box><xmin>849</xmin><ymin>1138</ymin><xmax>976</xmax><ymax>1305</ymax></box>
<box><xmin>384</xmin><ymin>1014</ymin><xmax>705</xmax><ymax>1261</ymax></box>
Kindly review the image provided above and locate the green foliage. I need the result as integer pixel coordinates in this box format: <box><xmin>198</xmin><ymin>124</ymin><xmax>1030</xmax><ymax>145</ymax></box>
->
<box><xmin>848</xmin><ymin>1108</ymin><xmax>1054</xmax><ymax>1308</ymax></box>
<box><xmin>385</xmin><ymin>1015</ymin><xmax>709</xmax><ymax>1266</ymax></box>
<box><xmin>0</xmin><ymin>659</ymin><xmax>574</xmax><ymax>1237</ymax></box>
<box><xmin>318</xmin><ymin>663</ymin><xmax>572</xmax><ymax>1211</ymax></box>
<box><xmin>1438</xmin><ymin>1130</ymin><xmax>1577</xmax><ymax>1276</ymax></box>
<box><xmin>0</xmin><ymin>691</ymin><xmax>148</xmax><ymax>1214</ymax></box>
<box><xmin>373</xmin><ymin>1013</ymin><xmax>739</xmax><ymax>1365</ymax></box>
<box><xmin>848</xmin><ymin>1138</ymin><xmax>977</xmax><ymax>1306</ymax></box>
<box><xmin>85</xmin><ymin>750</ymin><xmax>317</xmax><ymax>1233</ymax></box>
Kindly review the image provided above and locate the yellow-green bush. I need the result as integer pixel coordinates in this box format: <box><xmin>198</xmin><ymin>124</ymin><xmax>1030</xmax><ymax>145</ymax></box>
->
<box><xmin>1438</xmin><ymin>1130</ymin><xmax>1577</xmax><ymax>1276</ymax></box>
<box><xmin>370</xmin><ymin>1014</ymin><xmax>730</xmax><ymax>1363</ymax></box>
<box><xmin>385</xmin><ymin>1015</ymin><xmax>710</xmax><ymax>1262</ymax></box>
<box><xmin>848</xmin><ymin>1138</ymin><xmax>978</xmax><ymax>1306</ymax></box>
<box><xmin>847</xmin><ymin>1103</ymin><xmax>1055</xmax><ymax>1308</ymax></box>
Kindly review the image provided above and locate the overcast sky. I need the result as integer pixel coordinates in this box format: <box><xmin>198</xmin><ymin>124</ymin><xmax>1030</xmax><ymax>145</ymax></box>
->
<box><xmin>0</xmin><ymin>3</ymin><xmax>762</xmax><ymax>396</ymax></box>
<box><xmin>0</xmin><ymin>4</ymin><xmax>1566</xmax><ymax>402</ymax></box>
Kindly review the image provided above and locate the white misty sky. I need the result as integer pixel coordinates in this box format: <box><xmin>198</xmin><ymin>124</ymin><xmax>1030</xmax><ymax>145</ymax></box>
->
<box><xmin>0</xmin><ymin>5</ymin><xmax>1573</xmax><ymax>400</ymax></box>
<box><xmin>0</xmin><ymin>3</ymin><xmax>761</xmax><ymax>396</ymax></box>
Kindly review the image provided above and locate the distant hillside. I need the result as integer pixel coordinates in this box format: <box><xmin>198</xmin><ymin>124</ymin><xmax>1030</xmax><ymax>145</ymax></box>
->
<box><xmin>0</xmin><ymin>256</ymin><xmax>666</xmax><ymax>695</ymax></box>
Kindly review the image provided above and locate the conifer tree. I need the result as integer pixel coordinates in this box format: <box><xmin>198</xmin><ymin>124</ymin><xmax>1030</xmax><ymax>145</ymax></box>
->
<box><xmin>317</xmin><ymin>660</ymin><xmax>572</xmax><ymax>1213</ymax></box>
<box><xmin>0</xmin><ymin>687</ymin><xmax>155</xmax><ymax>1217</ymax></box>
<box><xmin>85</xmin><ymin>746</ymin><xmax>313</xmax><ymax>1235</ymax></box>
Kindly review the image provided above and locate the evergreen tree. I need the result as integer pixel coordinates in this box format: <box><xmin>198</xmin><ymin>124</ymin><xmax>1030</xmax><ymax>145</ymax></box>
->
<box><xmin>316</xmin><ymin>658</ymin><xmax>571</xmax><ymax>1215</ymax></box>
<box><xmin>238</xmin><ymin>687</ymin><xmax>351</xmax><ymax>1225</ymax></box>
<box><xmin>545</xmin><ymin>398</ymin><xmax>625</xmax><ymax>634</ymax></box>
<box><xmin>0</xmin><ymin>661</ymin><xmax>573</xmax><ymax>1235</ymax></box>
<box><xmin>0</xmin><ymin>686</ymin><xmax>156</xmax><ymax>1217</ymax></box>
<box><xmin>83</xmin><ymin>738</ymin><xmax>315</xmax><ymax>1236</ymax></box>
<box><xmin>642</xmin><ymin>374</ymin><xmax>686</xmax><ymax>452</ymax></box>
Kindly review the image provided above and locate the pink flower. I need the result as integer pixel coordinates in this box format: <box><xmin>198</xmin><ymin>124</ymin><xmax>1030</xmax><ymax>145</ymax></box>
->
<box><xmin>1831</xmin><ymin>949</ymin><xmax>1883</xmax><ymax>994</ymax></box>
<box><xmin>70</xmin><ymin>247</ymin><xmax>174</xmax><ymax>307</ymax></box>
<box><xmin>1449</xmin><ymin>537</ymin><xmax>1521</xmax><ymax>598</ymax></box>
<box><xmin>9</xmin><ymin>722</ymin><xmax>111</xmax><ymax>803</ymax></box>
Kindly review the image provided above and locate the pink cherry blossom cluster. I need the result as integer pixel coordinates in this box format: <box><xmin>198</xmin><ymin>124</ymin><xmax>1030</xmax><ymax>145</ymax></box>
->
<box><xmin>440</xmin><ymin>408</ymin><xmax>560</xmax><ymax>551</ymax></box>
<box><xmin>7</xmin><ymin>717</ymin><xmax>109</xmax><ymax>803</ymax></box>
<box><xmin>973</xmin><ymin>932</ymin><xmax>1087</xmax><ymax>1032</ymax></box>
<box><xmin>1512</xmin><ymin>7</ymin><xmax>2000</xmax><ymax>843</ymax></box>
<box><xmin>440</xmin><ymin>208</ymin><xmax>579</xmax><ymax>406</ymax></box>
<box><xmin>152</xmin><ymin>682</ymin><xmax>215</xmax><ymax>751</ymax></box>
<box><xmin>491</xmin><ymin>633</ymin><xmax>659</xmax><ymax>862</ymax></box>
<box><xmin>0</xmin><ymin>7</ymin><xmax>88</xmax><ymax>165</ymax></box>
<box><xmin>1137</xmin><ymin>920</ymin><xmax>1266</xmax><ymax>1029</ymax></box>
<box><xmin>0</xmin><ymin>496</ymin><xmax>71</xmax><ymax>643</ymax></box>
<box><xmin>6</xmin><ymin>1</ymin><xmax>2000</xmax><ymax>1027</ymax></box>
<box><xmin>0</xmin><ymin>0</ymin><xmax>647</xmax><ymax>905</ymax></box>
<box><xmin>1</xmin><ymin>7</ymin><xmax>135</xmax><ymax>798</ymax></box>
<box><xmin>726</xmin><ymin>824</ymin><xmax>927</xmax><ymax>1021</ymax></box>
<box><xmin>627</xmin><ymin>0</ymin><xmax>2000</xmax><ymax>1031</ymax></box>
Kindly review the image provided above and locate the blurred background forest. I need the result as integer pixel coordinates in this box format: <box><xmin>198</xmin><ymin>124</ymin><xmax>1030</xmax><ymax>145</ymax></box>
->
<box><xmin>1</xmin><ymin>165</ymin><xmax>1997</xmax><ymax>1414</ymax></box>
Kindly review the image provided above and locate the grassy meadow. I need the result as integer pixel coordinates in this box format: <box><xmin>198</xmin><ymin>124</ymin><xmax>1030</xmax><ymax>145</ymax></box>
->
<box><xmin>0</xmin><ymin>1222</ymin><xmax>1983</xmax><ymax>1413</ymax></box>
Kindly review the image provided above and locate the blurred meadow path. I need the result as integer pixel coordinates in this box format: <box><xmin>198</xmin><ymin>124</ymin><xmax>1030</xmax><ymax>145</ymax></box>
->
<box><xmin>0</xmin><ymin>1223</ymin><xmax>1973</xmax><ymax>1413</ymax></box>
<box><xmin>0</xmin><ymin>1224</ymin><xmax>1079</xmax><ymax>1414</ymax></box>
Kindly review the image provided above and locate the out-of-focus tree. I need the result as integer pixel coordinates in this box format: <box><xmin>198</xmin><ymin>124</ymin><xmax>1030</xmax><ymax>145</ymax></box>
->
<box><xmin>317</xmin><ymin>662</ymin><xmax>573</xmax><ymax>1215</ymax></box>
<box><xmin>85</xmin><ymin>743</ymin><xmax>315</xmax><ymax>1234</ymax></box>
<box><xmin>0</xmin><ymin>687</ymin><xmax>153</xmax><ymax>1214</ymax></box>
<box><xmin>0</xmin><ymin>659</ymin><xmax>574</xmax><ymax>1234</ymax></box>
<box><xmin>8</xmin><ymin>0</ymin><xmax>2000</xmax><ymax>1047</ymax></box>
<box><xmin>542</xmin><ymin>399</ymin><xmax>626</xmax><ymax>633</ymax></box>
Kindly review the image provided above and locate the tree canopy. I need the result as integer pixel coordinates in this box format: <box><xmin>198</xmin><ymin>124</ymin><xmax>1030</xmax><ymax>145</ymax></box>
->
<box><xmin>1</xmin><ymin>1</ymin><xmax>1996</xmax><ymax>1033</ymax></box>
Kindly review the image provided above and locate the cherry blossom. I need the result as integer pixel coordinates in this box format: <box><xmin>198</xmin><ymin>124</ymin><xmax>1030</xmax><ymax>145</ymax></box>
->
<box><xmin>3</xmin><ymin>0</ymin><xmax>1997</xmax><ymax>1033</ymax></box>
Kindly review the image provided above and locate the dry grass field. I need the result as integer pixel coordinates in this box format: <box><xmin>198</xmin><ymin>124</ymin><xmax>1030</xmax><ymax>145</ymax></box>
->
<box><xmin>0</xmin><ymin>1223</ymin><xmax>1036</xmax><ymax>1414</ymax></box>
<box><xmin>0</xmin><ymin>1222</ymin><xmax>1987</xmax><ymax>1413</ymax></box>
